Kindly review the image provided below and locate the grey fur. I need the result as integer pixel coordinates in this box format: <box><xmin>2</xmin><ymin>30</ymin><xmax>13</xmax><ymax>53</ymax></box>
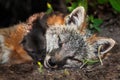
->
<box><xmin>44</xmin><ymin>6</ymin><xmax>115</xmax><ymax>68</ymax></box>
<box><xmin>45</xmin><ymin>25</ymin><xmax>95</xmax><ymax>68</ymax></box>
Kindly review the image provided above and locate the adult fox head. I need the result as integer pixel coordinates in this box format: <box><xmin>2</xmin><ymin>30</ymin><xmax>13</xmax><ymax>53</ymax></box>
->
<box><xmin>44</xmin><ymin>6</ymin><xmax>115</xmax><ymax>68</ymax></box>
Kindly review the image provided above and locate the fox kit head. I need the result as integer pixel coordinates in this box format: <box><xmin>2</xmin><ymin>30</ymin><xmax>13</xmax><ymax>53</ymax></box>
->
<box><xmin>44</xmin><ymin>6</ymin><xmax>115</xmax><ymax>68</ymax></box>
<box><xmin>21</xmin><ymin>15</ymin><xmax>48</xmax><ymax>62</ymax></box>
<box><xmin>21</xmin><ymin>12</ymin><xmax>66</xmax><ymax>62</ymax></box>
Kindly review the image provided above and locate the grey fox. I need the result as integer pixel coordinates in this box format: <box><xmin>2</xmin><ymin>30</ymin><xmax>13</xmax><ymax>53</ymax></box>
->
<box><xmin>44</xmin><ymin>6</ymin><xmax>115</xmax><ymax>68</ymax></box>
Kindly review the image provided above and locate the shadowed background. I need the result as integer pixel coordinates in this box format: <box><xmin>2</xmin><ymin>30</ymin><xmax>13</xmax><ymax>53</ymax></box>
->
<box><xmin>0</xmin><ymin>0</ymin><xmax>67</xmax><ymax>27</ymax></box>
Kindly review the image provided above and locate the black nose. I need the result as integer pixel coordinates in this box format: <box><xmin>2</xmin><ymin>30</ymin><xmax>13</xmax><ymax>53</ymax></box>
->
<box><xmin>48</xmin><ymin>58</ymin><xmax>56</xmax><ymax>67</ymax></box>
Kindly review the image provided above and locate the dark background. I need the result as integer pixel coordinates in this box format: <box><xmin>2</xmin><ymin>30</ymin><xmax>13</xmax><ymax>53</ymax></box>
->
<box><xmin>0</xmin><ymin>0</ymin><xmax>67</xmax><ymax>27</ymax></box>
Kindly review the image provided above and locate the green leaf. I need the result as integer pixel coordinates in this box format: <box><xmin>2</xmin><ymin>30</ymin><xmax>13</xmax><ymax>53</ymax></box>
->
<box><xmin>37</xmin><ymin>61</ymin><xmax>43</xmax><ymax>73</ymax></box>
<box><xmin>93</xmin><ymin>24</ymin><xmax>101</xmax><ymax>32</ymax></box>
<box><xmin>93</xmin><ymin>19</ymin><xmax>103</xmax><ymax>32</ymax></box>
<box><xmin>83</xmin><ymin>59</ymin><xmax>99</xmax><ymax>65</ymax></box>
<box><xmin>46</xmin><ymin>8</ymin><xmax>53</xmax><ymax>14</ymax></box>
<box><xmin>46</xmin><ymin>3</ymin><xmax>53</xmax><ymax>14</ymax></box>
<box><xmin>93</xmin><ymin>19</ymin><xmax>103</xmax><ymax>24</ymax></box>
<box><xmin>109</xmin><ymin>0</ymin><xmax>120</xmax><ymax>12</ymax></box>
<box><xmin>89</xmin><ymin>15</ymin><xmax>94</xmax><ymax>22</ymax></box>
<box><xmin>97</xmin><ymin>0</ymin><xmax>108</xmax><ymax>4</ymax></box>
<box><xmin>93</xmin><ymin>19</ymin><xmax>103</xmax><ymax>27</ymax></box>
<box><xmin>78</xmin><ymin>0</ymin><xmax>88</xmax><ymax>11</ymax></box>
<box><xmin>67</xmin><ymin>2</ymin><xmax>78</xmax><ymax>12</ymax></box>
<box><xmin>67</xmin><ymin>0</ymin><xmax>88</xmax><ymax>12</ymax></box>
<box><xmin>88</xmin><ymin>15</ymin><xmax>103</xmax><ymax>32</ymax></box>
<box><xmin>67</xmin><ymin>7</ymin><xmax>73</xmax><ymax>12</ymax></box>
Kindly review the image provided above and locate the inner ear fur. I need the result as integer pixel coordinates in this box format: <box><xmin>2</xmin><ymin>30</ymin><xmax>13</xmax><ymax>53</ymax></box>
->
<box><xmin>90</xmin><ymin>37</ymin><xmax>115</xmax><ymax>54</ymax></box>
<box><xmin>65</xmin><ymin>6</ymin><xmax>86</xmax><ymax>30</ymax></box>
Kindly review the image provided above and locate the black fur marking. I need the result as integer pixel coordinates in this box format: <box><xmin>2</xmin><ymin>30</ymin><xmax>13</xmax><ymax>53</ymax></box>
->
<box><xmin>21</xmin><ymin>15</ymin><xmax>48</xmax><ymax>63</ymax></box>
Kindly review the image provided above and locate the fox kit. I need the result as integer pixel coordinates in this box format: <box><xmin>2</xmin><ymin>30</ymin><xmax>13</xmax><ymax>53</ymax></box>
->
<box><xmin>0</xmin><ymin>11</ymin><xmax>66</xmax><ymax>65</ymax></box>
<box><xmin>0</xmin><ymin>23</ymin><xmax>33</xmax><ymax>65</ymax></box>
<box><xmin>21</xmin><ymin>13</ymin><xmax>48</xmax><ymax>62</ymax></box>
<box><xmin>21</xmin><ymin>12</ymin><xmax>66</xmax><ymax>63</ymax></box>
<box><xmin>44</xmin><ymin>6</ymin><xmax>115</xmax><ymax>68</ymax></box>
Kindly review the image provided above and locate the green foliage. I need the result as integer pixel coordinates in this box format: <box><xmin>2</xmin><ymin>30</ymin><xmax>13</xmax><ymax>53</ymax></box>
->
<box><xmin>88</xmin><ymin>15</ymin><xmax>103</xmax><ymax>32</ymax></box>
<box><xmin>109</xmin><ymin>0</ymin><xmax>120</xmax><ymax>12</ymax></box>
<box><xmin>65</xmin><ymin>0</ymin><xmax>103</xmax><ymax>32</ymax></box>
<box><xmin>66</xmin><ymin>0</ymin><xmax>120</xmax><ymax>13</ymax></box>
<box><xmin>82</xmin><ymin>59</ymin><xmax>99</xmax><ymax>65</ymax></box>
<box><xmin>66</xmin><ymin>0</ymin><xmax>88</xmax><ymax>12</ymax></box>
<box><xmin>97</xmin><ymin>0</ymin><xmax>120</xmax><ymax>12</ymax></box>
<box><xmin>97</xmin><ymin>0</ymin><xmax>108</xmax><ymax>4</ymax></box>
<box><xmin>46</xmin><ymin>0</ymin><xmax>120</xmax><ymax>14</ymax></box>
<box><xmin>46</xmin><ymin>2</ymin><xmax>53</xmax><ymax>14</ymax></box>
<box><xmin>37</xmin><ymin>61</ymin><xmax>44</xmax><ymax>73</ymax></box>
<box><xmin>46</xmin><ymin>1</ymin><xmax>103</xmax><ymax>32</ymax></box>
<box><xmin>80</xmin><ymin>59</ymin><xmax>99</xmax><ymax>68</ymax></box>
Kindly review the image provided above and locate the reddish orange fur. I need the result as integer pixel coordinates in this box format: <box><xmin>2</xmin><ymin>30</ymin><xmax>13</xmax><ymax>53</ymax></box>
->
<box><xmin>0</xmin><ymin>23</ymin><xmax>32</xmax><ymax>65</ymax></box>
<box><xmin>0</xmin><ymin>12</ymin><xmax>66</xmax><ymax>65</ymax></box>
<box><xmin>47</xmin><ymin>13</ymin><xmax>65</xmax><ymax>26</ymax></box>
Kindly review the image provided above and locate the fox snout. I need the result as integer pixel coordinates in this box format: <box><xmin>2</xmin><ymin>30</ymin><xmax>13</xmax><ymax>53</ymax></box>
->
<box><xmin>44</xmin><ymin>49</ymin><xmax>66</xmax><ymax>68</ymax></box>
<box><xmin>44</xmin><ymin>55</ymin><xmax>67</xmax><ymax>68</ymax></box>
<box><xmin>44</xmin><ymin>48</ymin><xmax>77</xmax><ymax>68</ymax></box>
<box><xmin>44</xmin><ymin>55</ymin><xmax>57</xmax><ymax>68</ymax></box>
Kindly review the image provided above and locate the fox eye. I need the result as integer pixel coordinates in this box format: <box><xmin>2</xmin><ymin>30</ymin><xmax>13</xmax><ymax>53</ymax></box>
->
<box><xmin>58</xmin><ymin>36</ymin><xmax>63</xmax><ymax>48</ymax></box>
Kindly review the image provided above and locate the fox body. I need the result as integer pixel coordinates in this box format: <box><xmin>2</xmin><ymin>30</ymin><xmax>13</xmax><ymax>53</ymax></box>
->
<box><xmin>0</xmin><ymin>23</ymin><xmax>32</xmax><ymax>65</ymax></box>
<box><xmin>0</xmin><ymin>12</ymin><xmax>65</xmax><ymax>65</ymax></box>
<box><xmin>44</xmin><ymin>7</ymin><xmax>115</xmax><ymax>68</ymax></box>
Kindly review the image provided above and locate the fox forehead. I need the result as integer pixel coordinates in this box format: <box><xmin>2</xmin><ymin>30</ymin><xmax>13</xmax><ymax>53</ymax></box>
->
<box><xmin>46</xmin><ymin>25</ymin><xmax>88</xmax><ymax>52</ymax></box>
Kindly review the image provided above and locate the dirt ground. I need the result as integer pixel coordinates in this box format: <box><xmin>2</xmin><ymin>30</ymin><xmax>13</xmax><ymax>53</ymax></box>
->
<box><xmin>0</xmin><ymin>12</ymin><xmax>120</xmax><ymax>80</ymax></box>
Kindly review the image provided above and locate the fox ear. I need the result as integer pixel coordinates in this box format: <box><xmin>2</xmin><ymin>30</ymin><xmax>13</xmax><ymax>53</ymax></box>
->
<box><xmin>92</xmin><ymin>38</ymin><xmax>115</xmax><ymax>55</ymax></box>
<box><xmin>65</xmin><ymin>6</ymin><xmax>85</xmax><ymax>29</ymax></box>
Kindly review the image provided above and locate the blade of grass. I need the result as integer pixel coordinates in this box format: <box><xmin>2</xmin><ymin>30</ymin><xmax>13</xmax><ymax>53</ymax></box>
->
<box><xmin>98</xmin><ymin>45</ymin><xmax>103</xmax><ymax>65</ymax></box>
